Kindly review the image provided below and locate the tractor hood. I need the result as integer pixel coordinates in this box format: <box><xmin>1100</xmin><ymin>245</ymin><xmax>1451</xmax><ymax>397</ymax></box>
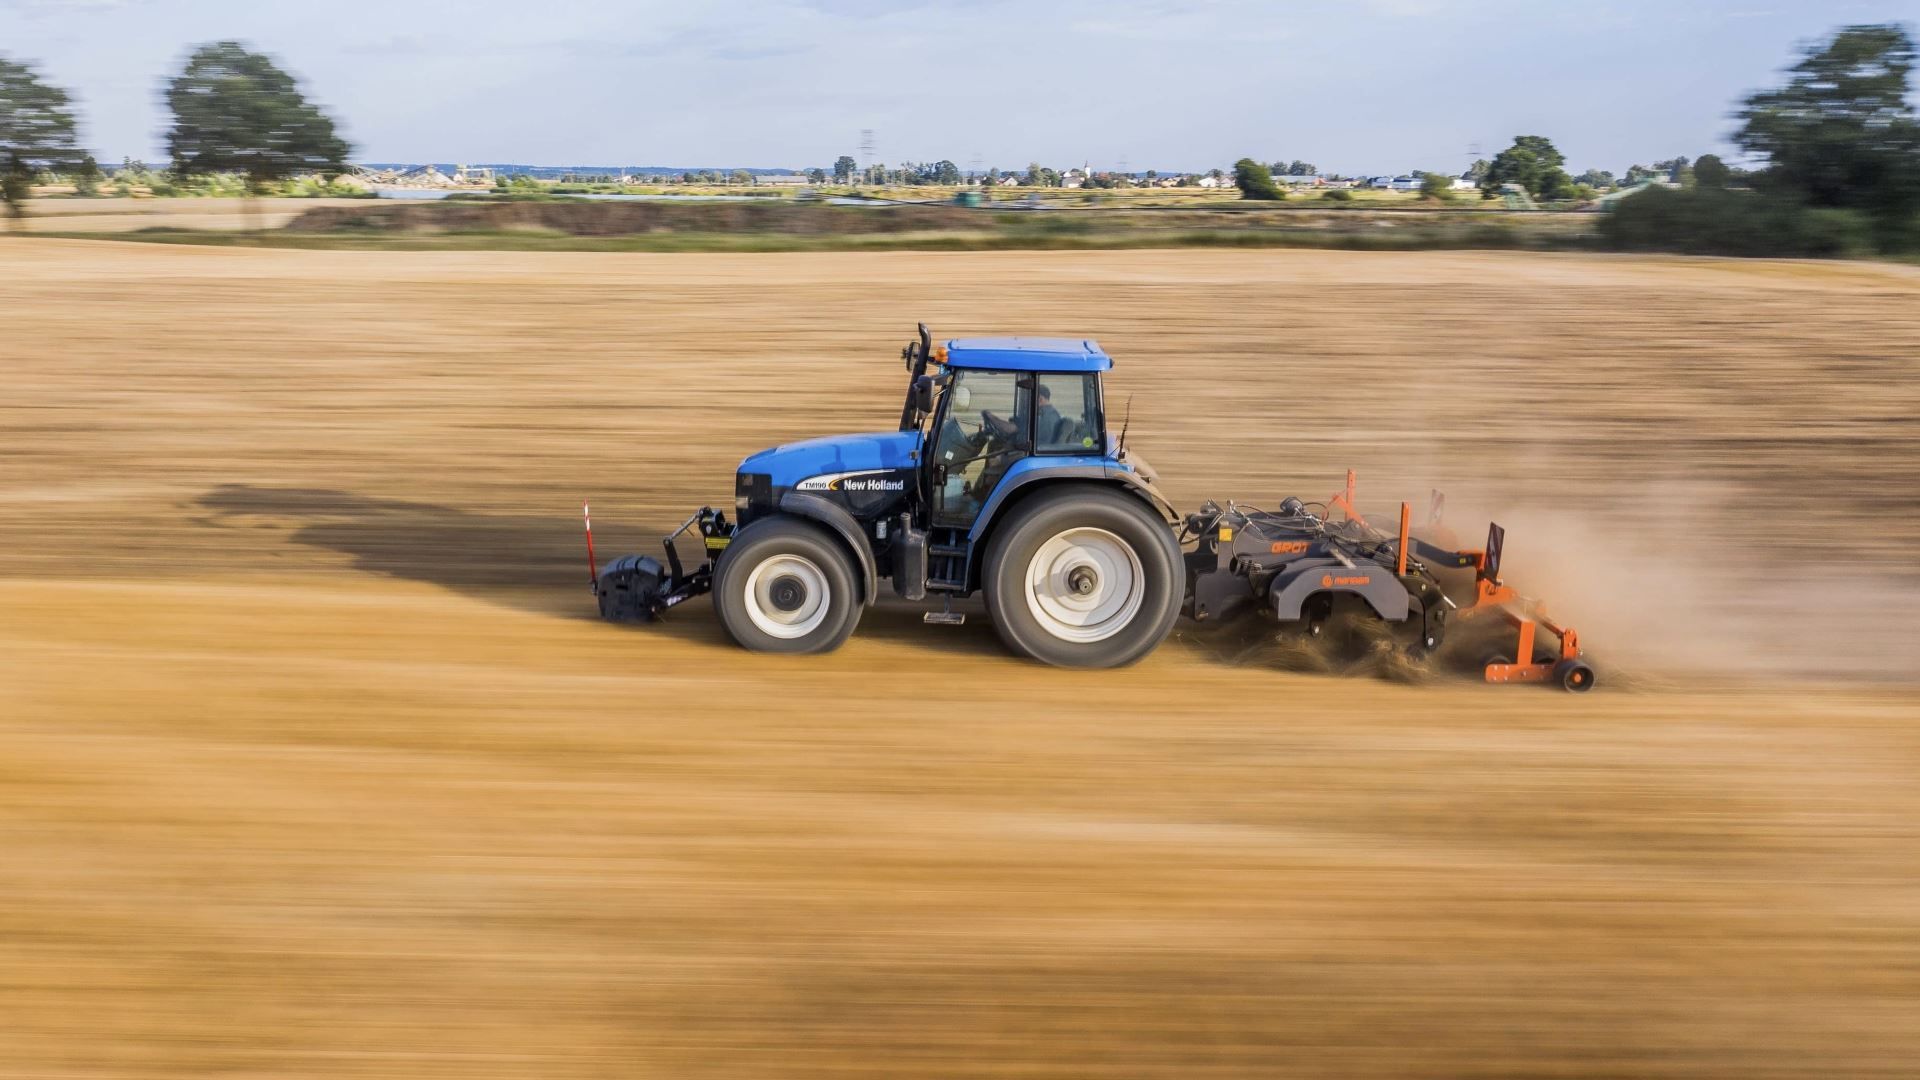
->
<box><xmin>739</xmin><ymin>430</ymin><xmax>920</xmax><ymax>489</ymax></box>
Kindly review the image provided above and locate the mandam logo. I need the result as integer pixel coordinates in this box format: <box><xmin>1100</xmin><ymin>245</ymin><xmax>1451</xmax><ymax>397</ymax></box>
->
<box><xmin>1320</xmin><ymin>574</ymin><xmax>1371</xmax><ymax>588</ymax></box>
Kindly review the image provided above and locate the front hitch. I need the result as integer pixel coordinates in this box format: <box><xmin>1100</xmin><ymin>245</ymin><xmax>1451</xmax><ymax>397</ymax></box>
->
<box><xmin>591</xmin><ymin>507</ymin><xmax>733</xmax><ymax>622</ymax></box>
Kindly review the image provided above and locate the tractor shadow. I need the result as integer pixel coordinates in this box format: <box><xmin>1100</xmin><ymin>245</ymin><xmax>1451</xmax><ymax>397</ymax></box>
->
<box><xmin>192</xmin><ymin>485</ymin><xmax>725</xmax><ymax>646</ymax></box>
<box><xmin>190</xmin><ymin>485</ymin><xmax>1008</xmax><ymax>656</ymax></box>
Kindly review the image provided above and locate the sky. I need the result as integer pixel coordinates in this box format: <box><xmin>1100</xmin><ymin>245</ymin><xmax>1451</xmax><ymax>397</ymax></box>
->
<box><xmin>1</xmin><ymin>0</ymin><xmax>1915</xmax><ymax>175</ymax></box>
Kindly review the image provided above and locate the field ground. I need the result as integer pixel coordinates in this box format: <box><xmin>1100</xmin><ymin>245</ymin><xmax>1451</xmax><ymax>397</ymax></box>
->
<box><xmin>3</xmin><ymin>240</ymin><xmax>1919</xmax><ymax>1078</ymax></box>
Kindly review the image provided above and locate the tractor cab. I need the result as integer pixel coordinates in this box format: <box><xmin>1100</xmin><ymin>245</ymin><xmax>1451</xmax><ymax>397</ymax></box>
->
<box><xmin>914</xmin><ymin>336</ymin><xmax>1113</xmax><ymax>527</ymax></box>
<box><xmin>896</xmin><ymin>326</ymin><xmax>1173</xmax><ymax>597</ymax></box>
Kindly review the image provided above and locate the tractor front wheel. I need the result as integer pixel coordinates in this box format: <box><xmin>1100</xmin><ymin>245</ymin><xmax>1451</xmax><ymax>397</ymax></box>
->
<box><xmin>983</xmin><ymin>487</ymin><xmax>1182</xmax><ymax>668</ymax></box>
<box><xmin>713</xmin><ymin>517</ymin><xmax>862</xmax><ymax>654</ymax></box>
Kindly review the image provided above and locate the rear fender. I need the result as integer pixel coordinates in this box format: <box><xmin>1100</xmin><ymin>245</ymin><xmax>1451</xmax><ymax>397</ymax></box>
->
<box><xmin>775</xmin><ymin>493</ymin><xmax>878</xmax><ymax>605</ymax></box>
<box><xmin>1268</xmin><ymin>559</ymin><xmax>1411</xmax><ymax>621</ymax></box>
<box><xmin>969</xmin><ymin>457</ymin><xmax>1176</xmax><ymax>542</ymax></box>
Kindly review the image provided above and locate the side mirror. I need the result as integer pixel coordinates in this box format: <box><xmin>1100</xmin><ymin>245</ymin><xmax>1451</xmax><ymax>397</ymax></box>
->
<box><xmin>912</xmin><ymin>375</ymin><xmax>935</xmax><ymax>415</ymax></box>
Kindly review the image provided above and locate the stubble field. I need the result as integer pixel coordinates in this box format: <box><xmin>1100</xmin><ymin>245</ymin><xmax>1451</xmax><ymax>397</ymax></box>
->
<box><xmin>3</xmin><ymin>239</ymin><xmax>1919</xmax><ymax>1078</ymax></box>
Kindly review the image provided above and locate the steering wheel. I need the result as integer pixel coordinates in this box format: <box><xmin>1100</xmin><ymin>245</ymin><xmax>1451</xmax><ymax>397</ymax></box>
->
<box><xmin>980</xmin><ymin>409</ymin><xmax>1018</xmax><ymax>439</ymax></box>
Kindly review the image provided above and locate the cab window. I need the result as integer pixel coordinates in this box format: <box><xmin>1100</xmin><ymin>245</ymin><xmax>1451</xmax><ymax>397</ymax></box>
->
<box><xmin>1034</xmin><ymin>373</ymin><xmax>1102</xmax><ymax>454</ymax></box>
<box><xmin>930</xmin><ymin>369</ymin><xmax>1030</xmax><ymax>527</ymax></box>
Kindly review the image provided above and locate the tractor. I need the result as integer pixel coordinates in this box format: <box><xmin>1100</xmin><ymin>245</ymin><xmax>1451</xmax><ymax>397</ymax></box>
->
<box><xmin>590</xmin><ymin>325</ymin><xmax>1595</xmax><ymax>689</ymax></box>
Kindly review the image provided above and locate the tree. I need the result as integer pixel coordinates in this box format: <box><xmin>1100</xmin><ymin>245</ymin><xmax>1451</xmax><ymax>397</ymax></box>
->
<box><xmin>73</xmin><ymin>153</ymin><xmax>101</xmax><ymax>196</ymax></box>
<box><xmin>1511</xmin><ymin>136</ymin><xmax>1565</xmax><ymax>170</ymax></box>
<box><xmin>1464</xmin><ymin>158</ymin><xmax>1491</xmax><ymax>183</ymax></box>
<box><xmin>833</xmin><ymin>154</ymin><xmax>857</xmax><ymax>184</ymax></box>
<box><xmin>1479</xmin><ymin>135</ymin><xmax>1568</xmax><ymax>199</ymax></box>
<box><xmin>1418</xmin><ymin>171</ymin><xmax>1454</xmax><ymax>200</ymax></box>
<box><xmin>1478</xmin><ymin>146</ymin><xmax>1538</xmax><ymax>198</ymax></box>
<box><xmin>1233</xmin><ymin>157</ymin><xmax>1284</xmax><ymax>200</ymax></box>
<box><xmin>0</xmin><ymin>56</ymin><xmax>84</xmax><ymax>229</ymax></box>
<box><xmin>730</xmin><ymin>169</ymin><xmax>752</xmax><ymax>185</ymax></box>
<box><xmin>1692</xmin><ymin>154</ymin><xmax>1731</xmax><ymax>189</ymax></box>
<box><xmin>1735</xmin><ymin>23</ymin><xmax>1920</xmax><ymax>226</ymax></box>
<box><xmin>1286</xmin><ymin>160</ymin><xmax>1317</xmax><ymax>176</ymax></box>
<box><xmin>165</xmin><ymin>41</ymin><xmax>348</xmax><ymax>230</ymax></box>
<box><xmin>1652</xmin><ymin>156</ymin><xmax>1693</xmax><ymax>185</ymax></box>
<box><xmin>1624</xmin><ymin>163</ymin><xmax>1658</xmax><ymax>184</ymax></box>
<box><xmin>806</xmin><ymin>167</ymin><xmax>827</xmax><ymax>184</ymax></box>
<box><xmin>1025</xmin><ymin>161</ymin><xmax>1044</xmax><ymax>187</ymax></box>
<box><xmin>1575</xmin><ymin>168</ymin><xmax>1616</xmax><ymax>190</ymax></box>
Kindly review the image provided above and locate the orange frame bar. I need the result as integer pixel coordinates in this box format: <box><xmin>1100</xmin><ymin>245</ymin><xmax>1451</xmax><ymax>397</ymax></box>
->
<box><xmin>1328</xmin><ymin>469</ymin><xmax>1368</xmax><ymax>527</ymax></box>
<box><xmin>1395</xmin><ymin>501</ymin><xmax>1410</xmax><ymax>577</ymax></box>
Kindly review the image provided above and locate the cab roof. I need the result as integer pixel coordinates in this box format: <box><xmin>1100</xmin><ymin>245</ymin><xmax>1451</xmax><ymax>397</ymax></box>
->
<box><xmin>941</xmin><ymin>337</ymin><xmax>1112</xmax><ymax>373</ymax></box>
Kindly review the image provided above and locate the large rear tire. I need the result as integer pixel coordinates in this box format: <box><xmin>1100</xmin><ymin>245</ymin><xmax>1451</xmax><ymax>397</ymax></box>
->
<box><xmin>983</xmin><ymin>486</ymin><xmax>1182</xmax><ymax>668</ymax></box>
<box><xmin>713</xmin><ymin>517</ymin><xmax>862</xmax><ymax>654</ymax></box>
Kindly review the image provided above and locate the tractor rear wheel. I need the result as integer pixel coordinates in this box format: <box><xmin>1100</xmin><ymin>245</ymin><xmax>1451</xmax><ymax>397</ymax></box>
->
<box><xmin>713</xmin><ymin>516</ymin><xmax>862</xmax><ymax>654</ymax></box>
<box><xmin>983</xmin><ymin>486</ymin><xmax>1182</xmax><ymax>668</ymax></box>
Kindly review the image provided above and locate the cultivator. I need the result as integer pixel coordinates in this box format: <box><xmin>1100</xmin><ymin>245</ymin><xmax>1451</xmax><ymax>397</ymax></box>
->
<box><xmin>1181</xmin><ymin>470</ymin><xmax>1593</xmax><ymax>690</ymax></box>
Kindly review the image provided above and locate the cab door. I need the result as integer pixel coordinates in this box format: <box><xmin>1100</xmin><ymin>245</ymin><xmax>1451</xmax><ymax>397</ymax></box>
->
<box><xmin>926</xmin><ymin>369</ymin><xmax>1031</xmax><ymax>530</ymax></box>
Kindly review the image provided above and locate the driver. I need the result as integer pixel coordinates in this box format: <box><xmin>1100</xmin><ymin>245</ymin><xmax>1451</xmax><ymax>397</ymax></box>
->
<box><xmin>978</xmin><ymin>384</ymin><xmax>1060</xmax><ymax>447</ymax></box>
<box><xmin>1033</xmin><ymin>384</ymin><xmax>1062</xmax><ymax>446</ymax></box>
<box><xmin>968</xmin><ymin>384</ymin><xmax>1052</xmax><ymax>497</ymax></box>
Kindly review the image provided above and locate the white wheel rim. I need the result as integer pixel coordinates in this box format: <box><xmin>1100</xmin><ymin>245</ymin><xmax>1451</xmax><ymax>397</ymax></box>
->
<box><xmin>742</xmin><ymin>554</ymin><xmax>830</xmax><ymax>639</ymax></box>
<box><xmin>1024</xmin><ymin>527</ymin><xmax>1145</xmax><ymax>643</ymax></box>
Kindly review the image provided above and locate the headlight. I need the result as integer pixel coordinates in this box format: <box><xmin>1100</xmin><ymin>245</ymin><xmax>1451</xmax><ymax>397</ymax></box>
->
<box><xmin>734</xmin><ymin>472</ymin><xmax>772</xmax><ymax>521</ymax></box>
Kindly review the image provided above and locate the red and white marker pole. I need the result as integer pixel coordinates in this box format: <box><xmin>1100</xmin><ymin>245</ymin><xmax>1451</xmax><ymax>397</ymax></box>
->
<box><xmin>583</xmin><ymin>502</ymin><xmax>599</xmax><ymax>589</ymax></box>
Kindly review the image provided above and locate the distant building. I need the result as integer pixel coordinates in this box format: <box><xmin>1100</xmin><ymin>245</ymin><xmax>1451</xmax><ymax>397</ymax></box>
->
<box><xmin>755</xmin><ymin>174</ymin><xmax>812</xmax><ymax>186</ymax></box>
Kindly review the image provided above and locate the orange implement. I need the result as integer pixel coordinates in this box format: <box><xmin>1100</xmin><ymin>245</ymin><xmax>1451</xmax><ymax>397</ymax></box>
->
<box><xmin>1482</xmin><ymin>608</ymin><xmax>1585</xmax><ymax>686</ymax></box>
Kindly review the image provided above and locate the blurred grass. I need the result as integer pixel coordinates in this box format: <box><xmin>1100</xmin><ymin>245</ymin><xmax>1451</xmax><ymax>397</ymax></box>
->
<box><xmin>34</xmin><ymin>218</ymin><xmax>1597</xmax><ymax>253</ymax></box>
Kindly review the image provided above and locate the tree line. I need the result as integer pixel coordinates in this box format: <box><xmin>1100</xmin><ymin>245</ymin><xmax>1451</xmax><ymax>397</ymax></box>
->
<box><xmin>0</xmin><ymin>41</ymin><xmax>347</xmax><ymax>227</ymax></box>
<box><xmin>4</xmin><ymin>22</ymin><xmax>1914</xmax><ymax>254</ymax></box>
<box><xmin>1601</xmin><ymin>23</ymin><xmax>1919</xmax><ymax>256</ymax></box>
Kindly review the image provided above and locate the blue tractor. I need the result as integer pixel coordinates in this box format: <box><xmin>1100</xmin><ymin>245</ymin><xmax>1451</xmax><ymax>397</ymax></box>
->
<box><xmin>592</xmin><ymin>325</ymin><xmax>1597</xmax><ymax>687</ymax></box>
<box><xmin>595</xmin><ymin>324</ymin><xmax>1184</xmax><ymax>667</ymax></box>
